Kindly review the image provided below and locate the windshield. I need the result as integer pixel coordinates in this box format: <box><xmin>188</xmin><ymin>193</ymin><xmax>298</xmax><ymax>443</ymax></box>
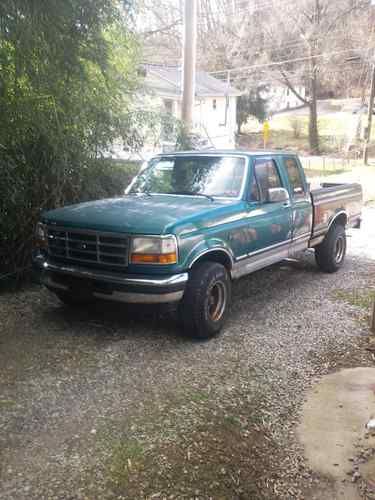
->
<box><xmin>128</xmin><ymin>156</ymin><xmax>246</xmax><ymax>199</ymax></box>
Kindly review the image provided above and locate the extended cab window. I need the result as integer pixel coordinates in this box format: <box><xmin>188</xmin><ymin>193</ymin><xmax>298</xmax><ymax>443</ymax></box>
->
<box><xmin>253</xmin><ymin>159</ymin><xmax>282</xmax><ymax>202</ymax></box>
<box><xmin>284</xmin><ymin>157</ymin><xmax>305</xmax><ymax>196</ymax></box>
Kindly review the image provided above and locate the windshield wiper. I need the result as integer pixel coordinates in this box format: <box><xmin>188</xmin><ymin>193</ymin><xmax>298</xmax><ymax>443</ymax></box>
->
<box><xmin>171</xmin><ymin>191</ymin><xmax>215</xmax><ymax>201</ymax></box>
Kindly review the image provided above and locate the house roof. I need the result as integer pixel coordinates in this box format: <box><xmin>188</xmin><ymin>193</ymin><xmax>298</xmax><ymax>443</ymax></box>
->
<box><xmin>143</xmin><ymin>64</ymin><xmax>242</xmax><ymax>99</ymax></box>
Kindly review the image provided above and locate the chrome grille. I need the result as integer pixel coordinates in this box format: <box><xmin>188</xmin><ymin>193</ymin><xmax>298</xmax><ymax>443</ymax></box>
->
<box><xmin>47</xmin><ymin>227</ymin><xmax>129</xmax><ymax>268</ymax></box>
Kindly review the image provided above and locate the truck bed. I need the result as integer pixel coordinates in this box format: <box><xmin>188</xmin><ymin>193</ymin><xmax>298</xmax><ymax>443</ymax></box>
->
<box><xmin>310</xmin><ymin>182</ymin><xmax>362</xmax><ymax>241</ymax></box>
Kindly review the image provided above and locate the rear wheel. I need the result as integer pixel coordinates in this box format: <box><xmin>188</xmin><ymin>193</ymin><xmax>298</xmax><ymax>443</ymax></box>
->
<box><xmin>315</xmin><ymin>223</ymin><xmax>347</xmax><ymax>273</ymax></box>
<box><xmin>179</xmin><ymin>262</ymin><xmax>231</xmax><ymax>340</ymax></box>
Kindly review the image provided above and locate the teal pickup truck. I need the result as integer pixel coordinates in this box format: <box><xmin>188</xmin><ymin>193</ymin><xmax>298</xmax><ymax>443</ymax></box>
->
<box><xmin>33</xmin><ymin>151</ymin><xmax>362</xmax><ymax>339</ymax></box>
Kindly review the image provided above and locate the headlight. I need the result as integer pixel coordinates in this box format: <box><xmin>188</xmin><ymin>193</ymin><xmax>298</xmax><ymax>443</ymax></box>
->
<box><xmin>130</xmin><ymin>236</ymin><xmax>177</xmax><ymax>264</ymax></box>
<box><xmin>35</xmin><ymin>222</ymin><xmax>47</xmax><ymax>247</ymax></box>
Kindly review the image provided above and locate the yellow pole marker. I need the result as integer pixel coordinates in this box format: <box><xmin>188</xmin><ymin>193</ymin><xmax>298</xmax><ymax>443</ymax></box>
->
<box><xmin>263</xmin><ymin>120</ymin><xmax>270</xmax><ymax>149</ymax></box>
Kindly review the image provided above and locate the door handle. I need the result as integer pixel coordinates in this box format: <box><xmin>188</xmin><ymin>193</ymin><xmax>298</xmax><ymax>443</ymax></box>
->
<box><xmin>283</xmin><ymin>202</ymin><xmax>291</xmax><ymax>208</ymax></box>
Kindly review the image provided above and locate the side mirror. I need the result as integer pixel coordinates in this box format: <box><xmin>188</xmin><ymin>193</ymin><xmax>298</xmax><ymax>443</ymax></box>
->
<box><xmin>268</xmin><ymin>187</ymin><xmax>290</xmax><ymax>203</ymax></box>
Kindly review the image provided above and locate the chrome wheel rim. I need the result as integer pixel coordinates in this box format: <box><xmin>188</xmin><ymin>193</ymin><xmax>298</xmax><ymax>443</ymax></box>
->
<box><xmin>207</xmin><ymin>282</ymin><xmax>227</xmax><ymax>322</ymax></box>
<box><xmin>335</xmin><ymin>236</ymin><xmax>345</xmax><ymax>264</ymax></box>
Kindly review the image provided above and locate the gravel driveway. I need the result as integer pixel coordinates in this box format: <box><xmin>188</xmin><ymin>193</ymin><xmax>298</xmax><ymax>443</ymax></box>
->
<box><xmin>1</xmin><ymin>210</ymin><xmax>374</xmax><ymax>500</ymax></box>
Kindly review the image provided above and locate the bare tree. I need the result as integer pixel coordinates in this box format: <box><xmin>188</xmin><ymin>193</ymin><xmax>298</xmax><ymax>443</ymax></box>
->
<box><xmin>136</xmin><ymin>0</ymin><xmax>182</xmax><ymax>64</ymax></box>
<box><xmin>134</xmin><ymin>0</ymin><xmax>374</xmax><ymax>154</ymax></box>
<box><xmin>261</xmin><ymin>0</ymin><xmax>372</xmax><ymax>154</ymax></box>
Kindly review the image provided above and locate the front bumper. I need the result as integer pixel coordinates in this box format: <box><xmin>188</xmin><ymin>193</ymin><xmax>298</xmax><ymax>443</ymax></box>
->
<box><xmin>33</xmin><ymin>254</ymin><xmax>188</xmax><ymax>304</ymax></box>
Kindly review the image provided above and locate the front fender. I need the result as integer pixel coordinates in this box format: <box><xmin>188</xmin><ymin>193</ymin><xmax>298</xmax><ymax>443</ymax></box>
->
<box><xmin>183</xmin><ymin>238</ymin><xmax>235</xmax><ymax>269</ymax></box>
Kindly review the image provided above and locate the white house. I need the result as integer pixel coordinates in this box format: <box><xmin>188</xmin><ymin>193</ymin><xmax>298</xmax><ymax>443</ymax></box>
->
<box><xmin>261</xmin><ymin>84</ymin><xmax>307</xmax><ymax>114</ymax></box>
<box><xmin>141</xmin><ymin>64</ymin><xmax>241</xmax><ymax>151</ymax></box>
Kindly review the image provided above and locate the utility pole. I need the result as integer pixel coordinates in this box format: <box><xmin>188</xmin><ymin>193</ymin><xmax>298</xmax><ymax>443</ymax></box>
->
<box><xmin>181</xmin><ymin>0</ymin><xmax>197</xmax><ymax>132</ymax></box>
<box><xmin>224</xmin><ymin>69</ymin><xmax>231</xmax><ymax>126</ymax></box>
<box><xmin>363</xmin><ymin>61</ymin><xmax>375</xmax><ymax>165</ymax></box>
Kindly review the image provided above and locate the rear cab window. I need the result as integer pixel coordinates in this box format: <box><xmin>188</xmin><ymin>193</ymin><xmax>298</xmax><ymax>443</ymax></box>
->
<box><xmin>283</xmin><ymin>157</ymin><xmax>306</xmax><ymax>198</ymax></box>
<box><xmin>250</xmin><ymin>158</ymin><xmax>283</xmax><ymax>202</ymax></box>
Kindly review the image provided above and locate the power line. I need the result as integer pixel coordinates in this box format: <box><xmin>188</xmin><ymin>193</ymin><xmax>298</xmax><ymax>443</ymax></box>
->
<box><xmin>197</xmin><ymin>0</ymin><xmax>309</xmax><ymax>20</ymax></box>
<box><xmin>226</xmin><ymin>66</ymin><xmax>363</xmax><ymax>85</ymax></box>
<box><xmin>209</xmin><ymin>46</ymin><xmax>375</xmax><ymax>76</ymax></box>
<box><xmin>198</xmin><ymin>0</ymin><xmax>280</xmax><ymax>17</ymax></box>
<box><xmin>229</xmin><ymin>65</ymin><xmax>365</xmax><ymax>87</ymax></box>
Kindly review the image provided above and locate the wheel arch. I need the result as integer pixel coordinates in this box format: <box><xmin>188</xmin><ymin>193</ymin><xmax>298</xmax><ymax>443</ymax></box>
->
<box><xmin>328</xmin><ymin>210</ymin><xmax>348</xmax><ymax>230</ymax></box>
<box><xmin>189</xmin><ymin>248</ymin><xmax>234</xmax><ymax>272</ymax></box>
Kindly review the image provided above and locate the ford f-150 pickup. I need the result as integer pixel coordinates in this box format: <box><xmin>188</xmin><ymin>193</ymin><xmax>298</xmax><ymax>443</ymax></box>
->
<box><xmin>33</xmin><ymin>150</ymin><xmax>362</xmax><ymax>339</ymax></box>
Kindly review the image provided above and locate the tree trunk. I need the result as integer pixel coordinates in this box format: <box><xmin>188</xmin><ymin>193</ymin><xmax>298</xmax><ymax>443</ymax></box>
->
<box><xmin>307</xmin><ymin>0</ymin><xmax>321</xmax><ymax>156</ymax></box>
<box><xmin>308</xmin><ymin>100</ymin><xmax>319</xmax><ymax>155</ymax></box>
<box><xmin>308</xmin><ymin>64</ymin><xmax>320</xmax><ymax>155</ymax></box>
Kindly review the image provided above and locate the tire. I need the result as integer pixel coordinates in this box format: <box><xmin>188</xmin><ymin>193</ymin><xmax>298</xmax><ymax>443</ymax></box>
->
<box><xmin>179</xmin><ymin>262</ymin><xmax>232</xmax><ymax>340</ymax></box>
<box><xmin>54</xmin><ymin>290</ymin><xmax>94</xmax><ymax>307</ymax></box>
<box><xmin>315</xmin><ymin>223</ymin><xmax>347</xmax><ymax>273</ymax></box>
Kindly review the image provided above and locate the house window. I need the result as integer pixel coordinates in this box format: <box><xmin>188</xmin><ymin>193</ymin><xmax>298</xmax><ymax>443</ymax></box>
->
<box><xmin>164</xmin><ymin>99</ymin><xmax>173</xmax><ymax>114</ymax></box>
<box><xmin>212</xmin><ymin>99</ymin><xmax>217</xmax><ymax>110</ymax></box>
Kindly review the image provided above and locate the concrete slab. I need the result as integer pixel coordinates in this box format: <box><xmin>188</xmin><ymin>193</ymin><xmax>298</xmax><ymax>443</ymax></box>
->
<box><xmin>298</xmin><ymin>367</ymin><xmax>375</xmax><ymax>499</ymax></box>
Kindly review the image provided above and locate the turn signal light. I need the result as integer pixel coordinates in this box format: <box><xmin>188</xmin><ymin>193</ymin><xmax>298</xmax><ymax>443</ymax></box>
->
<box><xmin>131</xmin><ymin>253</ymin><xmax>177</xmax><ymax>264</ymax></box>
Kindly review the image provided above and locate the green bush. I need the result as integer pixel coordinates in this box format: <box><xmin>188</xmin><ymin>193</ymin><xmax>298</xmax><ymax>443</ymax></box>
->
<box><xmin>77</xmin><ymin>160</ymin><xmax>141</xmax><ymax>202</ymax></box>
<box><xmin>0</xmin><ymin>147</ymin><xmax>140</xmax><ymax>282</ymax></box>
<box><xmin>0</xmin><ymin>1</ymin><xmax>143</xmax><ymax>283</ymax></box>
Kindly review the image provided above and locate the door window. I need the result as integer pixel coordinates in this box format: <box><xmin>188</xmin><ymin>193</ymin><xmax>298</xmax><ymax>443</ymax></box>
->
<box><xmin>284</xmin><ymin>157</ymin><xmax>305</xmax><ymax>196</ymax></box>
<box><xmin>250</xmin><ymin>175</ymin><xmax>261</xmax><ymax>202</ymax></box>
<box><xmin>253</xmin><ymin>159</ymin><xmax>283</xmax><ymax>202</ymax></box>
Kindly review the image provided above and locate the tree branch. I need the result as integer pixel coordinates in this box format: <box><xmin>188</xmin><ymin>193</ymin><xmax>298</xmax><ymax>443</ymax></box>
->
<box><xmin>326</xmin><ymin>0</ymin><xmax>369</xmax><ymax>34</ymax></box>
<box><xmin>140</xmin><ymin>19</ymin><xmax>181</xmax><ymax>38</ymax></box>
<box><xmin>278</xmin><ymin>68</ymin><xmax>309</xmax><ymax>105</ymax></box>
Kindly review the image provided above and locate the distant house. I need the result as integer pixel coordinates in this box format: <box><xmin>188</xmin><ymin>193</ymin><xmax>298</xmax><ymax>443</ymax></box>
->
<box><xmin>141</xmin><ymin>64</ymin><xmax>241</xmax><ymax>151</ymax></box>
<box><xmin>261</xmin><ymin>84</ymin><xmax>307</xmax><ymax>114</ymax></box>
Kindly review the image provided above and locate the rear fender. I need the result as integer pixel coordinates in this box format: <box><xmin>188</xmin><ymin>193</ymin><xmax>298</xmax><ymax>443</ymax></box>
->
<box><xmin>328</xmin><ymin>210</ymin><xmax>348</xmax><ymax>230</ymax></box>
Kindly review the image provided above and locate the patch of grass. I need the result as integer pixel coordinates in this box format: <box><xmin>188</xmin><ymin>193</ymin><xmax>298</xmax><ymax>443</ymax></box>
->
<box><xmin>223</xmin><ymin>414</ymin><xmax>241</xmax><ymax>428</ymax></box>
<box><xmin>105</xmin><ymin>410</ymin><xmax>275</xmax><ymax>499</ymax></box>
<box><xmin>188</xmin><ymin>390</ymin><xmax>210</xmax><ymax>403</ymax></box>
<box><xmin>0</xmin><ymin>399</ymin><xmax>15</xmax><ymax>407</ymax></box>
<box><xmin>304</xmin><ymin>168</ymin><xmax>347</xmax><ymax>179</ymax></box>
<box><xmin>333</xmin><ymin>288</ymin><xmax>375</xmax><ymax>313</ymax></box>
<box><xmin>98</xmin><ymin>382</ymin><xmax>283</xmax><ymax>499</ymax></box>
<box><xmin>107</xmin><ymin>440</ymin><xmax>144</xmax><ymax>490</ymax></box>
<box><xmin>333</xmin><ymin>289</ymin><xmax>375</xmax><ymax>326</ymax></box>
<box><xmin>237</xmin><ymin>131</ymin><xmax>356</xmax><ymax>172</ymax></box>
<box><xmin>238</xmin><ymin>129</ymin><xmax>308</xmax><ymax>153</ymax></box>
<box><xmin>239</xmin><ymin>107</ymin><xmax>375</xmax><ymax>158</ymax></box>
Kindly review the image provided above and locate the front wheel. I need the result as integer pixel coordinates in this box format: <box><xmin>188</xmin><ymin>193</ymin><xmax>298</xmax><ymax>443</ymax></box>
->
<box><xmin>178</xmin><ymin>262</ymin><xmax>231</xmax><ymax>340</ymax></box>
<box><xmin>315</xmin><ymin>223</ymin><xmax>347</xmax><ymax>273</ymax></box>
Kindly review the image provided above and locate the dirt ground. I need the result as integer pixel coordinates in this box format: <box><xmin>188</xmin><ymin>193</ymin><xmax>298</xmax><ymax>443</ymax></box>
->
<box><xmin>1</xmin><ymin>211</ymin><xmax>375</xmax><ymax>499</ymax></box>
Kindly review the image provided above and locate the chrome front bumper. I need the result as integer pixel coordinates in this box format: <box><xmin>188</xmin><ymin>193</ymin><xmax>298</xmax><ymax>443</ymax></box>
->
<box><xmin>34</xmin><ymin>255</ymin><xmax>188</xmax><ymax>304</ymax></box>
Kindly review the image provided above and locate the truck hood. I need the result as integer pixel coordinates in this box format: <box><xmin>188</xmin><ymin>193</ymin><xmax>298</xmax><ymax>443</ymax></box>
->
<box><xmin>42</xmin><ymin>195</ymin><xmax>238</xmax><ymax>235</ymax></box>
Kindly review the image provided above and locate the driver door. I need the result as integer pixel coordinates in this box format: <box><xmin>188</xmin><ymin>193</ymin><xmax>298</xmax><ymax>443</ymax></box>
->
<box><xmin>244</xmin><ymin>157</ymin><xmax>292</xmax><ymax>257</ymax></box>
